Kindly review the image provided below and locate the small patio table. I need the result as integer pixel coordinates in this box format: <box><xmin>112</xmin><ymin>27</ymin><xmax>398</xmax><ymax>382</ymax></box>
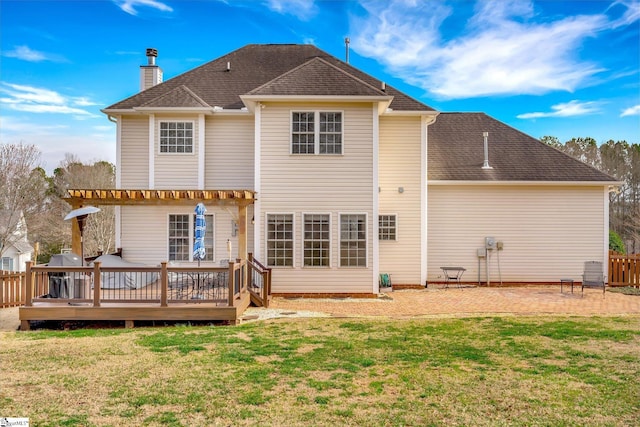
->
<box><xmin>560</xmin><ymin>278</ymin><xmax>575</xmax><ymax>294</ymax></box>
<box><xmin>441</xmin><ymin>267</ymin><xmax>466</xmax><ymax>289</ymax></box>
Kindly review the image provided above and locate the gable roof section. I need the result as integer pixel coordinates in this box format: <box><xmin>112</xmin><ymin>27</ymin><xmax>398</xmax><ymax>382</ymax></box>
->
<box><xmin>140</xmin><ymin>85</ymin><xmax>210</xmax><ymax>109</ymax></box>
<box><xmin>104</xmin><ymin>44</ymin><xmax>433</xmax><ymax>112</ymax></box>
<box><xmin>428</xmin><ymin>113</ymin><xmax>617</xmax><ymax>182</ymax></box>
<box><xmin>247</xmin><ymin>57</ymin><xmax>388</xmax><ymax>97</ymax></box>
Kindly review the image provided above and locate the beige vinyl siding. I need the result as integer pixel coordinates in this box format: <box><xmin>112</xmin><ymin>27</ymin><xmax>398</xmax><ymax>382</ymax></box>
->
<box><xmin>153</xmin><ymin>116</ymin><xmax>199</xmax><ymax>188</ymax></box>
<box><xmin>205</xmin><ymin>115</ymin><xmax>254</xmax><ymax>189</ymax></box>
<box><xmin>427</xmin><ymin>185</ymin><xmax>607</xmax><ymax>283</ymax></box>
<box><xmin>120</xmin><ymin>115</ymin><xmax>149</xmax><ymax>188</ymax></box>
<box><xmin>379</xmin><ymin>116</ymin><xmax>423</xmax><ymax>285</ymax></box>
<box><xmin>120</xmin><ymin>205</ymin><xmax>254</xmax><ymax>266</ymax></box>
<box><xmin>260</xmin><ymin>102</ymin><xmax>375</xmax><ymax>293</ymax></box>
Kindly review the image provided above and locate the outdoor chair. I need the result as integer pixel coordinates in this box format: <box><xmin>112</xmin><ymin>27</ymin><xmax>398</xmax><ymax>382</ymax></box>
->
<box><xmin>581</xmin><ymin>261</ymin><xmax>606</xmax><ymax>297</ymax></box>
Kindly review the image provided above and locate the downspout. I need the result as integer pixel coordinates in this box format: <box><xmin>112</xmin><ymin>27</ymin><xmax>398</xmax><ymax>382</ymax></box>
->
<box><xmin>422</xmin><ymin>112</ymin><xmax>438</xmax><ymax>288</ymax></box>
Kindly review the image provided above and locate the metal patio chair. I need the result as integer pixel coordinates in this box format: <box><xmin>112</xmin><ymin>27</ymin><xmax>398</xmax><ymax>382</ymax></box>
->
<box><xmin>581</xmin><ymin>261</ymin><xmax>606</xmax><ymax>297</ymax></box>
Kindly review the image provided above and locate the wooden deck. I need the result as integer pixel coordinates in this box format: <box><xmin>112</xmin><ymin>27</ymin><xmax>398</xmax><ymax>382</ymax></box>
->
<box><xmin>20</xmin><ymin>296</ymin><xmax>251</xmax><ymax>328</ymax></box>
<box><xmin>19</xmin><ymin>258</ymin><xmax>269</xmax><ymax>330</ymax></box>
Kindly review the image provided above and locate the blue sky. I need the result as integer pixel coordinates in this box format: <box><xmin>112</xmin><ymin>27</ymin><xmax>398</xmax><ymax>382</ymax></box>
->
<box><xmin>1</xmin><ymin>0</ymin><xmax>639</xmax><ymax>173</ymax></box>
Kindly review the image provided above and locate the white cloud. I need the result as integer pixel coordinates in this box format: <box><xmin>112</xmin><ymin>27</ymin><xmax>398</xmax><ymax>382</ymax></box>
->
<box><xmin>350</xmin><ymin>0</ymin><xmax>637</xmax><ymax>99</ymax></box>
<box><xmin>0</xmin><ymin>118</ymin><xmax>115</xmax><ymax>174</ymax></box>
<box><xmin>620</xmin><ymin>104</ymin><xmax>640</xmax><ymax>117</ymax></box>
<box><xmin>2</xmin><ymin>45</ymin><xmax>66</xmax><ymax>62</ymax></box>
<box><xmin>0</xmin><ymin>83</ymin><xmax>99</xmax><ymax>118</ymax></box>
<box><xmin>607</xmin><ymin>0</ymin><xmax>640</xmax><ymax>28</ymax></box>
<box><xmin>264</xmin><ymin>0</ymin><xmax>317</xmax><ymax>21</ymax></box>
<box><xmin>114</xmin><ymin>0</ymin><xmax>173</xmax><ymax>16</ymax></box>
<box><xmin>517</xmin><ymin>100</ymin><xmax>602</xmax><ymax>119</ymax></box>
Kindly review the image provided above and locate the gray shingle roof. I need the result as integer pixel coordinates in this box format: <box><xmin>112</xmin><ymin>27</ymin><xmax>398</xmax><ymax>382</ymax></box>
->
<box><xmin>428</xmin><ymin>113</ymin><xmax>617</xmax><ymax>182</ymax></box>
<box><xmin>248</xmin><ymin>57</ymin><xmax>387</xmax><ymax>97</ymax></box>
<box><xmin>140</xmin><ymin>85</ymin><xmax>209</xmax><ymax>108</ymax></box>
<box><xmin>105</xmin><ymin>44</ymin><xmax>433</xmax><ymax>112</ymax></box>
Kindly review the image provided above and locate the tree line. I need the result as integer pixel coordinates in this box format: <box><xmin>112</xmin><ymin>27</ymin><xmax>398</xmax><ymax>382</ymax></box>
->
<box><xmin>541</xmin><ymin>136</ymin><xmax>640</xmax><ymax>254</ymax></box>
<box><xmin>1</xmin><ymin>143</ymin><xmax>115</xmax><ymax>263</ymax></box>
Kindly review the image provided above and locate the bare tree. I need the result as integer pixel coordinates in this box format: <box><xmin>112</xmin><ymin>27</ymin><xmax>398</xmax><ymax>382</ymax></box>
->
<box><xmin>0</xmin><ymin>143</ymin><xmax>48</xmax><ymax>258</ymax></box>
<box><xmin>52</xmin><ymin>155</ymin><xmax>116</xmax><ymax>257</ymax></box>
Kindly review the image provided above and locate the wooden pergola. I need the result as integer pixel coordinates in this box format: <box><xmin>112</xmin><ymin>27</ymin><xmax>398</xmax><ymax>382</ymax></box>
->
<box><xmin>64</xmin><ymin>189</ymin><xmax>257</xmax><ymax>261</ymax></box>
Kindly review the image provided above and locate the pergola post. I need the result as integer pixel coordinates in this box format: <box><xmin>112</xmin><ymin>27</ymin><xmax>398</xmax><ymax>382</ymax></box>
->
<box><xmin>238</xmin><ymin>203</ymin><xmax>248</xmax><ymax>260</ymax></box>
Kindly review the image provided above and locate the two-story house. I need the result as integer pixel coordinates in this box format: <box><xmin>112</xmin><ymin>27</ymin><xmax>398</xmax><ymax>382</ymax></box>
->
<box><xmin>97</xmin><ymin>44</ymin><xmax>616</xmax><ymax>295</ymax></box>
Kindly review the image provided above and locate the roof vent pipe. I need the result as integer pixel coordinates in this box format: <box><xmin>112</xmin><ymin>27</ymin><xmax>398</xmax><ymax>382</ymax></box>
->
<box><xmin>381</xmin><ymin>81</ymin><xmax>386</xmax><ymax>91</ymax></box>
<box><xmin>226</xmin><ymin>61</ymin><xmax>231</xmax><ymax>71</ymax></box>
<box><xmin>482</xmin><ymin>132</ymin><xmax>493</xmax><ymax>170</ymax></box>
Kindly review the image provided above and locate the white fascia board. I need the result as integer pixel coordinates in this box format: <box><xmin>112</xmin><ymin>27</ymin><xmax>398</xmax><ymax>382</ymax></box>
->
<box><xmin>211</xmin><ymin>109</ymin><xmax>252</xmax><ymax>115</ymax></box>
<box><xmin>134</xmin><ymin>107</ymin><xmax>212</xmax><ymax>113</ymax></box>
<box><xmin>382</xmin><ymin>110</ymin><xmax>440</xmax><ymax>118</ymax></box>
<box><xmin>428</xmin><ymin>180</ymin><xmax>623</xmax><ymax>187</ymax></box>
<box><xmin>240</xmin><ymin>95</ymin><xmax>394</xmax><ymax>113</ymax></box>
<box><xmin>101</xmin><ymin>108</ymin><xmax>139</xmax><ymax>115</ymax></box>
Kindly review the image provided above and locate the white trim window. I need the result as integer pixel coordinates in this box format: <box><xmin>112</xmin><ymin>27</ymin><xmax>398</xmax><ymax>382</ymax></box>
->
<box><xmin>379</xmin><ymin>215</ymin><xmax>397</xmax><ymax>241</ymax></box>
<box><xmin>340</xmin><ymin>214</ymin><xmax>367</xmax><ymax>267</ymax></box>
<box><xmin>303</xmin><ymin>214</ymin><xmax>330</xmax><ymax>267</ymax></box>
<box><xmin>160</xmin><ymin>121</ymin><xmax>193</xmax><ymax>153</ymax></box>
<box><xmin>1</xmin><ymin>257</ymin><xmax>14</xmax><ymax>271</ymax></box>
<box><xmin>168</xmin><ymin>214</ymin><xmax>214</xmax><ymax>261</ymax></box>
<box><xmin>291</xmin><ymin>111</ymin><xmax>342</xmax><ymax>155</ymax></box>
<box><xmin>266</xmin><ymin>214</ymin><xmax>294</xmax><ymax>267</ymax></box>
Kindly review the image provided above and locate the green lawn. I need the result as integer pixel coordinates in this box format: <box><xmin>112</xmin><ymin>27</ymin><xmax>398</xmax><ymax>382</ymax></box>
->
<box><xmin>1</xmin><ymin>316</ymin><xmax>639</xmax><ymax>426</ymax></box>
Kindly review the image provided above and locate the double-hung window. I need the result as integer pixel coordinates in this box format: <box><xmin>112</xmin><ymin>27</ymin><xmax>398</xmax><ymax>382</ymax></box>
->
<box><xmin>266</xmin><ymin>214</ymin><xmax>294</xmax><ymax>267</ymax></box>
<box><xmin>1</xmin><ymin>257</ymin><xmax>13</xmax><ymax>271</ymax></box>
<box><xmin>292</xmin><ymin>111</ymin><xmax>342</xmax><ymax>154</ymax></box>
<box><xmin>379</xmin><ymin>215</ymin><xmax>397</xmax><ymax>241</ymax></box>
<box><xmin>340</xmin><ymin>214</ymin><xmax>366</xmax><ymax>267</ymax></box>
<box><xmin>168</xmin><ymin>214</ymin><xmax>214</xmax><ymax>261</ymax></box>
<box><xmin>303</xmin><ymin>214</ymin><xmax>330</xmax><ymax>267</ymax></box>
<box><xmin>160</xmin><ymin>121</ymin><xmax>193</xmax><ymax>153</ymax></box>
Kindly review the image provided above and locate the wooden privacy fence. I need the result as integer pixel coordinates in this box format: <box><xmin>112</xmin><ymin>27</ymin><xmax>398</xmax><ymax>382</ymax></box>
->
<box><xmin>1</xmin><ymin>270</ymin><xmax>26</xmax><ymax>308</ymax></box>
<box><xmin>609</xmin><ymin>252</ymin><xmax>640</xmax><ymax>288</ymax></box>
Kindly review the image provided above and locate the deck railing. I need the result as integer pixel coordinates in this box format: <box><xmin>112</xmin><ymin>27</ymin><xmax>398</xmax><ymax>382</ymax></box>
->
<box><xmin>24</xmin><ymin>259</ymin><xmax>249</xmax><ymax>307</ymax></box>
<box><xmin>609</xmin><ymin>252</ymin><xmax>640</xmax><ymax>288</ymax></box>
<box><xmin>248</xmin><ymin>253</ymin><xmax>271</xmax><ymax>307</ymax></box>
<box><xmin>1</xmin><ymin>270</ymin><xmax>26</xmax><ymax>308</ymax></box>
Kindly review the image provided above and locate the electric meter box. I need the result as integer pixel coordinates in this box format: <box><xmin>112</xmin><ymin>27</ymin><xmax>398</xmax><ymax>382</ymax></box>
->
<box><xmin>485</xmin><ymin>237</ymin><xmax>497</xmax><ymax>250</ymax></box>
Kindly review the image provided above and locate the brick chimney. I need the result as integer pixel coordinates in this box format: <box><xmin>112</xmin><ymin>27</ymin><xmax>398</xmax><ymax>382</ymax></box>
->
<box><xmin>140</xmin><ymin>48</ymin><xmax>163</xmax><ymax>91</ymax></box>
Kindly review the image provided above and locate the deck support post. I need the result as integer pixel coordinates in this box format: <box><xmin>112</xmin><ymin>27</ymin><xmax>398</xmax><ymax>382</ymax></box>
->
<box><xmin>25</xmin><ymin>261</ymin><xmax>33</xmax><ymax>307</ymax></box>
<box><xmin>160</xmin><ymin>262</ymin><xmax>168</xmax><ymax>307</ymax></box>
<box><xmin>228</xmin><ymin>260</ymin><xmax>235</xmax><ymax>306</ymax></box>
<box><xmin>93</xmin><ymin>261</ymin><xmax>101</xmax><ymax>307</ymax></box>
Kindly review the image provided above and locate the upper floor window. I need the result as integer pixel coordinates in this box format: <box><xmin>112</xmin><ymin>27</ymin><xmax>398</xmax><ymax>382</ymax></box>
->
<box><xmin>379</xmin><ymin>215</ymin><xmax>397</xmax><ymax>241</ymax></box>
<box><xmin>292</xmin><ymin>111</ymin><xmax>342</xmax><ymax>155</ymax></box>
<box><xmin>160</xmin><ymin>122</ymin><xmax>193</xmax><ymax>153</ymax></box>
